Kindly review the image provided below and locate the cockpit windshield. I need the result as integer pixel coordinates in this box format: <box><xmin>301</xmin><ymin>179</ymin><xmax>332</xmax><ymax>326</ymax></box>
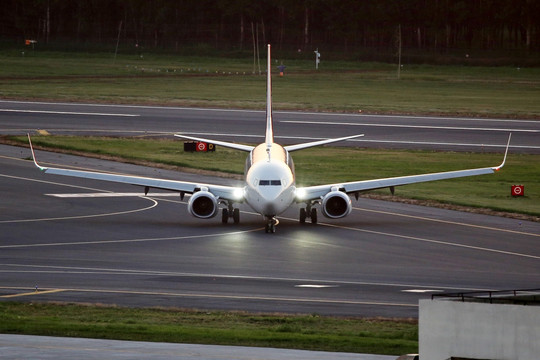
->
<box><xmin>259</xmin><ymin>180</ymin><xmax>282</xmax><ymax>186</ymax></box>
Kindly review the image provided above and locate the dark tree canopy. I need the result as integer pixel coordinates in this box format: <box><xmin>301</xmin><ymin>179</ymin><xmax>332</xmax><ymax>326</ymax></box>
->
<box><xmin>2</xmin><ymin>0</ymin><xmax>539</xmax><ymax>57</ymax></box>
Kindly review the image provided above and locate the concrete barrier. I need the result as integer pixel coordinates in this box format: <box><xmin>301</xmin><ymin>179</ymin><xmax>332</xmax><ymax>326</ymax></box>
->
<box><xmin>419</xmin><ymin>299</ymin><xmax>540</xmax><ymax>360</ymax></box>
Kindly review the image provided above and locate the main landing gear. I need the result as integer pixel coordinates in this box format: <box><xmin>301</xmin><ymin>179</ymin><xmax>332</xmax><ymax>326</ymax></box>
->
<box><xmin>265</xmin><ymin>217</ymin><xmax>279</xmax><ymax>233</ymax></box>
<box><xmin>299</xmin><ymin>203</ymin><xmax>318</xmax><ymax>224</ymax></box>
<box><xmin>221</xmin><ymin>203</ymin><xmax>240</xmax><ymax>224</ymax></box>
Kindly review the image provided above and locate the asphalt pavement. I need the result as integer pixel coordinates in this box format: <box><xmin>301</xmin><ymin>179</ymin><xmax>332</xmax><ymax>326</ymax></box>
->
<box><xmin>1</xmin><ymin>144</ymin><xmax>538</xmax><ymax>318</ymax></box>
<box><xmin>0</xmin><ymin>334</ymin><xmax>397</xmax><ymax>360</ymax></box>
<box><xmin>1</xmin><ymin>100</ymin><xmax>538</xmax><ymax>153</ymax></box>
<box><xmin>1</xmin><ymin>101</ymin><xmax>538</xmax><ymax>359</ymax></box>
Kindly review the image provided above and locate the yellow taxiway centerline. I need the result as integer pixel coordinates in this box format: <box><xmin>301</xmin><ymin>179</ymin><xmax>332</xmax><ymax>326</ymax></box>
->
<box><xmin>1</xmin><ymin>289</ymin><xmax>66</xmax><ymax>298</ymax></box>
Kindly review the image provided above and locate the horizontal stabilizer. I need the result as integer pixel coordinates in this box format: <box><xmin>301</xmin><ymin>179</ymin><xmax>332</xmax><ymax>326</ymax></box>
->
<box><xmin>284</xmin><ymin>134</ymin><xmax>364</xmax><ymax>152</ymax></box>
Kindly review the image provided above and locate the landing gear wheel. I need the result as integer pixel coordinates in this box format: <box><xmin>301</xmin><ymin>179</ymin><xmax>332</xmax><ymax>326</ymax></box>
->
<box><xmin>233</xmin><ymin>208</ymin><xmax>240</xmax><ymax>224</ymax></box>
<box><xmin>299</xmin><ymin>208</ymin><xmax>307</xmax><ymax>223</ymax></box>
<box><xmin>310</xmin><ymin>208</ymin><xmax>318</xmax><ymax>224</ymax></box>
<box><xmin>222</xmin><ymin>208</ymin><xmax>229</xmax><ymax>224</ymax></box>
<box><xmin>265</xmin><ymin>218</ymin><xmax>278</xmax><ymax>233</ymax></box>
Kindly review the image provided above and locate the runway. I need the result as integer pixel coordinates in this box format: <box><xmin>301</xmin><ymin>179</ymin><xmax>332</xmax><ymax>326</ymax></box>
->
<box><xmin>1</xmin><ymin>144</ymin><xmax>539</xmax><ymax>317</ymax></box>
<box><xmin>1</xmin><ymin>99</ymin><xmax>539</xmax><ymax>153</ymax></box>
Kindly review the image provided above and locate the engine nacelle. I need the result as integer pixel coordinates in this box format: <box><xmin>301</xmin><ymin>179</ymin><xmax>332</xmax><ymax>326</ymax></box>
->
<box><xmin>187</xmin><ymin>191</ymin><xmax>218</xmax><ymax>219</ymax></box>
<box><xmin>321</xmin><ymin>191</ymin><xmax>352</xmax><ymax>219</ymax></box>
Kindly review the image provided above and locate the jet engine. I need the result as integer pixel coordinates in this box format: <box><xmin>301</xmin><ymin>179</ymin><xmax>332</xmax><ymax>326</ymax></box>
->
<box><xmin>187</xmin><ymin>190</ymin><xmax>218</xmax><ymax>219</ymax></box>
<box><xmin>321</xmin><ymin>190</ymin><xmax>352</xmax><ymax>219</ymax></box>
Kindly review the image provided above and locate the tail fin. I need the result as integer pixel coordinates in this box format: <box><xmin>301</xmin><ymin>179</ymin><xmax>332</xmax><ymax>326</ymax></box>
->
<box><xmin>265</xmin><ymin>44</ymin><xmax>273</xmax><ymax>147</ymax></box>
<box><xmin>264</xmin><ymin>44</ymin><xmax>364</xmax><ymax>154</ymax></box>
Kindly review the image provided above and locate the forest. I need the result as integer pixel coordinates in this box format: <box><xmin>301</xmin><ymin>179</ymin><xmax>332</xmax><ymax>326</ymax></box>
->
<box><xmin>2</xmin><ymin>0</ymin><xmax>539</xmax><ymax>61</ymax></box>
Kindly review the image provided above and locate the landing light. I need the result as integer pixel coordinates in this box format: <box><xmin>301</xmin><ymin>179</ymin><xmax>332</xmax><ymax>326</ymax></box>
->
<box><xmin>296</xmin><ymin>188</ymin><xmax>306</xmax><ymax>200</ymax></box>
<box><xmin>233</xmin><ymin>187</ymin><xmax>244</xmax><ymax>200</ymax></box>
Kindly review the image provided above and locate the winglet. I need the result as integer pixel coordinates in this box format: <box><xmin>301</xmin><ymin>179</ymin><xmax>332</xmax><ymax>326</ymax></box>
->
<box><xmin>27</xmin><ymin>134</ymin><xmax>47</xmax><ymax>171</ymax></box>
<box><xmin>493</xmin><ymin>133</ymin><xmax>511</xmax><ymax>171</ymax></box>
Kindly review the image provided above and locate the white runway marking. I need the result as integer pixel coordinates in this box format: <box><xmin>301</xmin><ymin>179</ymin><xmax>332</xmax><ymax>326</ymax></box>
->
<box><xmin>352</xmin><ymin>206</ymin><xmax>540</xmax><ymax>238</ymax></box>
<box><xmin>274</xmin><ymin>211</ymin><xmax>539</xmax><ymax>260</ymax></box>
<box><xmin>47</xmin><ymin>192</ymin><xmax>180</xmax><ymax>198</ymax></box>
<box><xmin>169</xmin><ymin>131</ymin><xmax>540</xmax><ymax>150</ymax></box>
<box><xmin>321</xmin><ymin>222</ymin><xmax>540</xmax><ymax>260</ymax></box>
<box><xmin>0</xmin><ymin>173</ymin><xmax>159</xmax><ymax>224</ymax></box>
<box><xmin>0</xmin><ymin>264</ymin><xmax>491</xmax><ymax>292</ymax></box>
<box><xmin>0</xmin><ymin>199</ymin><xmax>158</xmax><ymax>224</ymax></box>
<box><xmin>1</xmin><ymin>99</ymin><xmax>536</xmax><ymax>124</ymax></box>
<box><xmin>277</xmin><ymin>110</ymin><xmax>540</xmax><ymax>124</ymax></box>
<box><xmin>0</xmin><ymin>173</ymin><xmax>119</xmax><ymax>192</ymax></box>
<box><xmin>354</xmin><ymin>139</ymin><xmax>539</xmax><ymax>150</ymax></box>
<box><xmin>0</xmin><ymin>228</ymin><xmax>262</xmax><ymax>249</ymax></box>
<box><xmin>0</xmin><ymin>109</ymin><xmax>139</xmax><ymax>117</ymax></box>
<box><xmin>281</xmin><ymin>120</ymin><xmax>539</xmax><ymax>133</ymax></box>
<box><xmin>0</xmin><ymin>99</ymin><xmax>264</xmax><ymax>114</ymax></box>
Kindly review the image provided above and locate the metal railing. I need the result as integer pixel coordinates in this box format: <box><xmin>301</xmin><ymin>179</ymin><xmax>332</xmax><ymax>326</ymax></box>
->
<box><xmin>431</xmin><ymin>288</ymin><xmax>540</xmax><ymax>305</ymax></box>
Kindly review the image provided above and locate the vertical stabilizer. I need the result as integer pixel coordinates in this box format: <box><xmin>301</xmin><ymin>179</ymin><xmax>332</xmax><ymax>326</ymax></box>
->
<box><xmin>265</xmin><ymin>44</ymin><xmax>273</xmax><ymax>147</ymax></box>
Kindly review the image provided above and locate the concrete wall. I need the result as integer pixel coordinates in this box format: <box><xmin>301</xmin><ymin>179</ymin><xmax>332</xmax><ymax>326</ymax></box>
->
<box><xmin>419</xmin><ymin>299</ymin><xmax>540</xmax><ymax>360</ymax></box>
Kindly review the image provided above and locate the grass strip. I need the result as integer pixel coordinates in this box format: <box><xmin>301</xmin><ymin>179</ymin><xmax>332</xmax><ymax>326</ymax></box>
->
<box><xmin>8</xmin><ymin>135</ymin><xmax>540</xmax><ymax>218</ymax></box>
<box><xmin>0</xmin><ymin>302</ymin><xmax>418</xmax><ymax>355</ymax></box>
<box><xmin>1</xmin><ymin>51</ymin><xmax>539</xmax><ymax>118</ymax></box>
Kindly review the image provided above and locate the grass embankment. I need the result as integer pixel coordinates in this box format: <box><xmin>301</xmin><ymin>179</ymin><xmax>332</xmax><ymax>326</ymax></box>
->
<box><xmin>11</xmin><ymin>135</ymin><xmax>540</xmax><ymax>218</ymax></box>
<box><xmin>1</xmin><ymin>50</ymin><xmax>539</xmax><ymax>117</ymax></box>
<box><xmin>0</xmin><ymin>302</ymin><xmax>418</xmax><ymax>355</ymax></box>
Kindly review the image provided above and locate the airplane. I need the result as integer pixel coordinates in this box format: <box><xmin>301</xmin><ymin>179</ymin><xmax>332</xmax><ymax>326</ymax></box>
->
<box><xmin>28</xmin><ymin>44</ymin><xmax>511</xmax><ymax>233</ymax></box>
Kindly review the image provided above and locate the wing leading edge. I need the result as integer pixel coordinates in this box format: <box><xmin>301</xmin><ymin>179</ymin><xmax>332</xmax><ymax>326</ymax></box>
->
<box><xmin>298</xmin><ymin>133</ymin><xmax>511</xmax><ymax>201</ymax></box>
<box><xmin>27</xmin><ymin>135</ymin><xmax>243</xmax><ymax>201</ymax></box>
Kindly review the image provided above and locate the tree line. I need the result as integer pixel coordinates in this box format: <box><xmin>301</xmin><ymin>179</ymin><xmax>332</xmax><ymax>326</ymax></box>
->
<box><xmin>2</xmin><ymin>0</ymin><xmax>539</xmax><ymax>57</ymax></box>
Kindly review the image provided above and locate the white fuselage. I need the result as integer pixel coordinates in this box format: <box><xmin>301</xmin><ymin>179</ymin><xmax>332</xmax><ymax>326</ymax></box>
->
<box><xmin>244</xmin><ymin>143</ymin><xmax>296</xmax><ymax>217</ymax></box>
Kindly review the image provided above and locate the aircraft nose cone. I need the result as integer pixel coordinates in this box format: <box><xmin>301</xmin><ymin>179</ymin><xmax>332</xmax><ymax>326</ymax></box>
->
<box><xmin>259</xmin><ymin>188</ymin><xmax>293</xmax><ymax>216</ymax></box>
<box><xmin>259</xmin><ymin>198</ymin><xmax>278</xmax><ymax>215</ymax></box>
<box><xmin>259</xmin><ymin>187</ymin><xmax>282</xmax><ymax>201</ymax></box>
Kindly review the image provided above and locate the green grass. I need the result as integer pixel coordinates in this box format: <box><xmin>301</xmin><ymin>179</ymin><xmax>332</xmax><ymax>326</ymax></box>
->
<box><xmin>10</xmin><ymin>135</ymin><xmax>540</xmax><ymax>217</ymax></box>
<box><xmin>0</xmin><ymin>302</ymin><xmax>418</xmax><ymax>355</ymax></box>
<box><xmin>1</xmin><ymin>50</ymin><xmax>540</xmax><ymax>117</ymax></box>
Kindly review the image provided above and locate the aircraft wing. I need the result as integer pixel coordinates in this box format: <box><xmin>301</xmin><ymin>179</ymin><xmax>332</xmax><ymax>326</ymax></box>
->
<box><xmin>28</xmin><ymin>135</ymin><xmax>243</xmax><ymax>201</ymax></box>
<box><xmin>297</xmin><ymin>134</ymin><xmax>511</xmax><ymax>201</ymax></box>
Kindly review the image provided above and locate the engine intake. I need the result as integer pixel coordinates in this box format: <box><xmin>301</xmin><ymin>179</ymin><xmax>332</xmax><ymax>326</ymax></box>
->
<box><xmin>321</xmin><ymin>191</ymin><xmax>352</xmax><ymax>219</ymax></box>
<box><xmin>188</xmin><ymin>191</ymin><xmax>218</xmax><ymax>219</ymax></box>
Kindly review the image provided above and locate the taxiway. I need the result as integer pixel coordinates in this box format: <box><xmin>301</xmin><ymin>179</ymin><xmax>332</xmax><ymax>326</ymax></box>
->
<box><xmin>1</xmin><ymin>144</ymin><xmax>538</xmax><ymax>317</ymax></box>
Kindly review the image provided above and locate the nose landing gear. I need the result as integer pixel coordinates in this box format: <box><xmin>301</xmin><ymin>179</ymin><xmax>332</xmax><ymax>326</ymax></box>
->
<box><xmin>265</xmin><ymin>217</ymin><xmax>279</xmax><ymax>233</ymax></box>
